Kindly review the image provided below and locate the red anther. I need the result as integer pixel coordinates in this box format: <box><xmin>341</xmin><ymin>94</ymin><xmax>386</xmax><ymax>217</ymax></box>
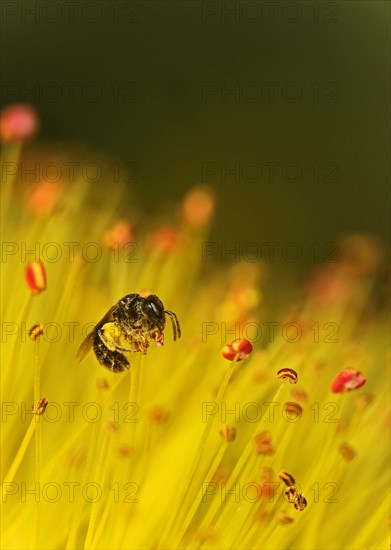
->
<box><xmin>0</xmin><ymin>104</ymin><xmax>39</xmax><ymax>142</ymax></box>
<box><xmin>104</xmin><ymin>220</ymin><xmax>134</xmax><ymax>249</ymax></box>
<box><xmin>253</xmin><ymin>431</ymin><xmax>274</xmax><ymax>455</ymax></box>
<box><xmin>231</xmin><ymin>338</ymin><xmax>253</xmax><ymax>358</ymax></box>
<box><xmin>339</xmin><ymin>442</ymin><xmax>357</xmax><ymax>461</ymax></box>
<box><xmin>32</xmin><ymin>397</ymin><xmax>48</xmax><ymax>415</ymax></box>
<box><xmin>283</xmin><ymin>402</ymin><xmax>303</xmax><ymax>417</ymax></box>
<box><xmin>117</xmin><ymin>445</ymin><xmax>134</xmax><ymax>458</ymax></box>
<box><xmin>276</xmin><ymin>511</ymin><xmax>294</xmax><ymax>525</ymax></box>
<box><xmin>211</xmin><ymin>465</ymin><xmax>231</xmax><ymax>484</ymax></box>
<box><xmin>181</xmin><ymin>185</ymin><xmax>215</xmax><ymax>228</ymax></box>
<box><xmin>221</xmin><ymin>344</ymin><xmax>236</xmax><ymax>361</ymax></box>
<box><xmin>221</xmin><ymin>338</ymin><xmax>253</xmax><ymax>362</ymax></box>
<box><xmin>96</xmin><ymin>379</ymin><xmax>110</xmax><ymax>391</ymax></box>
<box><xmin>28</xmin><ymin>323</ymin><xmax>44</xmax><ymax>342</ymax></box>
<box><xmin>105</xmin><ymin>421</ymin><xmax>119</xmax><ymax>433</ymax></box>
<box><xmin>148</xmin><ymin>226</ymin><xmax>182</xmax><ymax>252</ymax></box>
<box><xmin>331</xmin><ymin>368</ymin><xmax>366</xmax><ymax>393</ymax></box>
<box><xmin>277</xmin><ymin>367</ymin><xmax>298</xmax><ymax>384</ymax></box>
<box><xmin>307</xmin><ymin>267</ymin><xmax>351</xmax><ymax>306</ymax></box>
<box><xmin>219</xmin><ymin>424</ymin><xmax>237</xmax><ymax>442</ymax></box>
<box><xmin>291</xmin><ymin>388</ymin><xmax>308</xmax><ymax>402</ymax></box>
<box><xmin>25</xmin><ymin>260</ymin><xmax>46</xmax><ymax>294</ymax></box>
<box><xmin>149</xmin><ymin>406</ymin><xmax>170</xmax><ymax>425</ymax></box>
<box><xmin>26</xmin><ymin>180</ymin><xmax>65</xmax><ymax>215</ymax></box>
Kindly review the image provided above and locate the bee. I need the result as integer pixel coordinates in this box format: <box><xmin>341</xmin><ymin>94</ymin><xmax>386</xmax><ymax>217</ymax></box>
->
<box><xmin>77</xmin><ymin>293</ymin><xmax>181</xmax><ymax>373</ymax></box>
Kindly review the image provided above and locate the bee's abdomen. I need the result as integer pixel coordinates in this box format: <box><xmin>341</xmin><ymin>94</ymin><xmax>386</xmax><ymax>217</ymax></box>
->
<box><xmin>93</xmin><ymin>333</ymin><xmax>130</xmax><ymax>373</ymax></box>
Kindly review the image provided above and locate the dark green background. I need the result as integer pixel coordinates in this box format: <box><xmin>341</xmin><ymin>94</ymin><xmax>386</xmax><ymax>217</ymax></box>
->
<box><xmin>2</xmin><ymin>0</ymin><xmax>390</xmax><ymax>267</ymax></box>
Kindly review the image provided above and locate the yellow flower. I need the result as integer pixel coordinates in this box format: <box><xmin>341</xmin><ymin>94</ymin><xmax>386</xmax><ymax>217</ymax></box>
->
<box><xmin>1</xmin><ymin>108</ymin><xmax>389</xmax><ymax>550</ymax></box>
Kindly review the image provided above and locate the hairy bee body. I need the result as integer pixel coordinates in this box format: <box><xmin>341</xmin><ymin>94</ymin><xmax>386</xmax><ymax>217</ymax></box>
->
<box><xmin>77</xmin><ymin>293</ymin><xmax>181</xmax><ymax>372</ymax></box>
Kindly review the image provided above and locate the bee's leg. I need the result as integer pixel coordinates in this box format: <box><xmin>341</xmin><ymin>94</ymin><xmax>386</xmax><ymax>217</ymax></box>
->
<box><xmin>93</xmin><ymin>333</ymin><xmax>130</xmax><ymax>373</ymax></box>
<box><xmin>124</xmin><ymin>331</ymin><xmax>150</xmax><ymax>353</ymax></box>
<box><xmin>151</xmin><ymin>330</ymin><xmax>164</xmax><ymax>346</ymax></box>
<box><xmin>98</xmin><ymin>324</ymin><xmax>132</xmax><ymax>353</ymax></box>
<box><xmin>138</xmin><ymin>336</ymin><xmax>150</xmax><ymax>354</ymax></box>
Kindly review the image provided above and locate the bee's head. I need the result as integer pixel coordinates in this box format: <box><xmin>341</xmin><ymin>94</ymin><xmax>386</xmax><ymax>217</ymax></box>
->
<box><xmin>114</xmin><ymin>293</ymin><xmax>180</xmax><ymax>341</ymax></box>
<box><xmin>142</xmin><ymin>294</ymin><xmax>181</xmax><ymax>341</ymax></box>
<box><xmin>142</xmin><ymin>294</ymin><xmax>165</xmax><ymax>323</ymax></box>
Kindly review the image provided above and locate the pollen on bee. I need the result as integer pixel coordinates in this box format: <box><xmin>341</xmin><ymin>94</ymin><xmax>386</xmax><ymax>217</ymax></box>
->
<box><xmin>151</xmin><ymin>330</ymin><xmax>164</xmax><ymax>346</ymax></box>
<box><xmin>277</xmin><ymin>368</ymin><xmax>298</xmax><ymax>384</ymax></box>
<box><xmin>101</xmin><ymin>322</ymin><xmax>123</xmax><ymax>344</ymax></box>
<box><xmin>139</xmin><ymin>289</ymin><xmax>153</xmax><ymax>298</ymax></box>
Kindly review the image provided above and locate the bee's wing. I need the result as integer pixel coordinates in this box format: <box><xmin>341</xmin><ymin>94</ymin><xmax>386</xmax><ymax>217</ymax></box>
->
<box><xmin>76</xmin><ymin>333</ymin><xmax>94</xmax><ymax>362</ymax></box>
<box><xmin>76</xmin><ymin>304</ymin><xmax>119</xmax><ymax>362</ymax></box>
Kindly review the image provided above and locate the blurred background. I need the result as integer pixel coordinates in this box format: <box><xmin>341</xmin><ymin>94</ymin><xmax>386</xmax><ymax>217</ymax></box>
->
<box><xmin>2</xmin><ymin>0</ymin><xmax>389</xmax><ymax>272</ymax></box>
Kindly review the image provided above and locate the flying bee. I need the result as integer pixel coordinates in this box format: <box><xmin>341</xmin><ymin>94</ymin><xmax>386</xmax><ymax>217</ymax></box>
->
<box><xmin>77</xmin><ymin>293</ymin><xmax>181</xmax><ymax>373</ymax></box>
